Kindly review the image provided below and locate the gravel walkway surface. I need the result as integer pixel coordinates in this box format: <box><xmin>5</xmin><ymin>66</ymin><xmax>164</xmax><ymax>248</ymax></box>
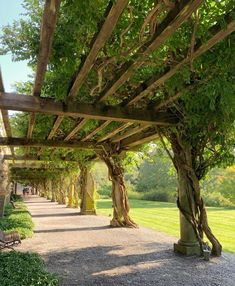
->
<box><xmin>19</xmin><ymin>196</ymin><xmax>235</xmax><ymax>286</ymax></box>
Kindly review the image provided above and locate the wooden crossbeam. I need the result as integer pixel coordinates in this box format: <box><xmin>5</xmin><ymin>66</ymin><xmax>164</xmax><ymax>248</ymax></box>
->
<box><xmin>97</xmin><ymin>0</ymin><xmax>202</xmax><ymax>102</ymax></box>
<box><xmin>111</xmin><ymin>124</ymin><xmax>150</xmax><ymax>143</ymax></box>
<box><xmin>81</xmin><ymin>121</ymin><xmax>111</xmax><ymax>141</ymax></box>
<box><xmin>27</xmin><ymin>0</ymin><xmax>61</xmax><ymax>140</ymax></box>
<box><xmin>64</xmin><ymin>118</ymin><xmax>87</xmax><ymax>141</ymax></box>
<box><xmin>97</xmin><ymin>122</ymin><xmax>133</xmax><ymax>142</ymax></box>
<box><xmin>0</xmin><ymin>69</ymin><xmax>14</xmax><ymax>156</ymax></box>
<box><xmin>68</xmin><ymin>0</ymin><xmax>128</xmax><ymax>99</ymax></box>
<box><xmin>0</xmin><ymin>137</ymin><xmax>104</xmax><ymax>151</ymax></box>
<box><xmin>3</xmin><ymin>155</ymin><xmax>78</xmax><ymax>162</ymax></box>
<box><xmin>126</xmin><ymin>13</ymin><xmax>235</xmax><ymax>106</ymax></box>
<box><xmin>120</xmin><ymin>129</ymin><xmax>159</xmax><ymax>148</ymax></box>
<box><xmin>47</xmin><ymin>115</ymin><xmax>64</xmax><ymax>139</ymax></box>
<box><xmin>0</xmin><ymin>92</ymin><xmax>178</xmax><ymax>126</ymax></box>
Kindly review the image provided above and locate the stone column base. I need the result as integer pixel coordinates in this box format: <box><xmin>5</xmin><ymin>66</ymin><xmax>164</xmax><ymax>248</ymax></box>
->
<box><xmin>80</xmin><ymin>210</ymin><xmax>96</xmax><ymax>215</ymax></box>
<box><xmin>174</xmin><ymin>240</ymin><xmax>201</xmax><ymax>256</ymax></box>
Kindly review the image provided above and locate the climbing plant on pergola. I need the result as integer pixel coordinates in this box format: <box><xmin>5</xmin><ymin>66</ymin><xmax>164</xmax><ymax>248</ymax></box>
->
<box><xmin>0</xmin><ymin>0</ymin><xmax>234</xmax><ymax>257</ymax></box>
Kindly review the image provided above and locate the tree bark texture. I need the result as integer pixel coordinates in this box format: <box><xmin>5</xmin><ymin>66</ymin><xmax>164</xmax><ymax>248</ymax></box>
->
<box><xmin>170</xmin><ymin>134</ymin><xmax>222</xmax><ymax>256</ymax></box>
<box><xmin>101</xmin><ymin>154</ymin><xmax>137</xmax><ymax>228</ymax></box>
<box><xmin>79</xmin><ymin>165</ymin><xmax>96</xmax><ymax>215</ymax></box>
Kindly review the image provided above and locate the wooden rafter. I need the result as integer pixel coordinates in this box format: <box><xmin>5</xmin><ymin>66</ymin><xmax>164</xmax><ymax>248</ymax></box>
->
<box><xmin>0</xmin><ymin>69</ymin><xmax>14</xmax><ymax>156</ymax></box>
<box><xmin>120</xmin><ymin>129</ymin><xmax>159</xmax><ymax>149</ymax></box>
<box><xmin>64</xmin><ymin>119</ymin><xmax>87</xmax><ymax>141</ymax></box>
<box><xmin>81</xmin><ymin>120</ymin><xmax>111</xmax><ymax>142</ymax></box>
<box><xmin>97</xmin><ymin>122</ymin><xmax>133</xmax><ymax>143</ymax></box>
<box><xmin>47</xmin><ymin>115</ymin><xmax>64</xmax><ymax>140</ymax></box>
<box><xmin>27</xmin><ymin>0</ymin><xmax>61</xmax><ymax>140</ymax></box>
<box><xmin>97</xmin><ymin>0</ymin><xmax>202</xmax><ymax>102</ymax></box>
<box><xmin>61</xmin><ymin>0</ymin><xmax>201</xmax><ymax>142</ymax></box>
<box><xmin>126</xmin><ymin>14</ymin><xmax>235</xmax><ymax>106</ymax></box>
<box><xmin>3</xmin><ymin>155</ymin><xmax>78</xmax><ymax>162</ymax></box>
<box><xmin>0</xmin><ymin>137</ymin><xmax>105</xmax><ymax>151</ymax></box>
<box><xmin>0</xmin><ymin>92</ymin><xmax>179</xmax><ymax>126</ymax></box>
<box><xmin>111</xmin><ymin>124</ymin><xmax>150</xmax><ymax>143</ymax></box>
<box><xmin>68</xmin><ymin>0</ymin><xmax>128</xmax><ymax>99</ymax></box>
<box><xmin>52</xmin><ymin>0</ymin><xmax>128</xmax><ymax>141</ymax></box>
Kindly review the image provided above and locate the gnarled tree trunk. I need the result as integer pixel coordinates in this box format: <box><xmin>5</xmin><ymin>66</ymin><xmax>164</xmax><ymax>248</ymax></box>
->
<box><xmin>170</xmin><ymin>135</ymin><xmax>222</xmax><ymax>256</ymax></box>
<box><xmin>79</xmin><ymin>165</ymin><xmax>96</xmax><ymax>215</ymax></box>
<box><xmin>101</xmin><ymin>154</ymin><xmax>137</xmax><ymax>228</ymax></box>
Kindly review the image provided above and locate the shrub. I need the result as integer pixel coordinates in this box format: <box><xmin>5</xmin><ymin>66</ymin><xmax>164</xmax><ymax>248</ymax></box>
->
<box><xmin>0</xmin><ymin>252</ymin><xmax>59</xmax><ymax>286</ymax></box>
<box><xmin>141</xmin><ymin>188</ymin><xmax>176</xmax><ymax>202</ymax></box>
<box><xmin>203</xmin><ymin>192</ymin><xmax>233</xmax><ymax>207</ymax></box>
<box><xmin>0</xmin><ymin>200</ymin><xmax>34</xmax><ymax>239</ymax></box>
<box><xmin>128</xmin><ymin>190</ymin><xmax>143</xmax><ymax>200</ymax></box>
<box><xmin>97</xmin><ymin>184</ymin><xmax>112</xmax><ymax>199</ymax></box>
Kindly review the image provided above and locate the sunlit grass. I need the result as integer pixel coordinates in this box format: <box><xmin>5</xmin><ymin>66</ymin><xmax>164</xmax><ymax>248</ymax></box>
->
<box><xmin>97</xmin><ymin>199</ymin><xmax>235</xmax><ymax>253</ymax></box>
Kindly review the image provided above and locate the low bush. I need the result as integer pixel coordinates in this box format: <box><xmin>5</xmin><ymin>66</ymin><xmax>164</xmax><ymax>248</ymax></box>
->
<box><xmin>128</xmin><ymin>190</ymin><xmax>143</xmax><ymax>200</ymax></box>
<box><xmin>0</xmin><ymin>200</ymin><xmax>34</xmax><ymax>239</ymax></box>
<box><xmin>203</xmin><ymin>192</ymin><xmax>233</xmax><ymax>207</ymax></box>
<box><xmin>97</xmin><ymin>185</ymin><xmax>112</xmax><ymax>199</ymax></box>
<box><xmin>0</xmin><ymin>252</ymin><xmax>59</xmax><ymax>286</ymax></box>
<box><xmin>141</xmin><ymin>189</ymin><xmax>176</xmax><ymax>203</ymax></box>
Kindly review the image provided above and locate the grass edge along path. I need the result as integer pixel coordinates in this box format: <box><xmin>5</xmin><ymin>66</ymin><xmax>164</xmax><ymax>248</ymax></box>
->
<box><xmin>0</xmin><ymin>199</ymin><xmax>60</xmax><ymax>286</ymax></box>
<box><xmin>0</xmin><ymin>198</ymin><xmax>34</xmax><ymax>239</ymax></box>
<box><xmin>97</xmin><ymin>199</ymin><xmax>235</xmax><ymax>253</ymax></box>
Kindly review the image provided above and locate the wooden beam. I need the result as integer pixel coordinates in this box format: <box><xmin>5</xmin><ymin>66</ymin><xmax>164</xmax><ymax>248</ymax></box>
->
<box><xmin>0</xmin><ymin>137</ymin><xmax>104</xmax><ymax>151</ymax></box>
<box><xmin>68</xmin><ymin>0</ymin><xmax>128</xmax><ymax>99</ymax></box>
<box><xmin>111</xmin><ymin>124</ymin><xmax>150</xmax><ymax>143</ymax></box>
<box><xmin>0</xmin><ymin>69</ymin><xmax>14</xmax><ymax>156</ymax></box>
<box><xmin>97</xmin><ymin>0</ymin><xmax>202</xmax><ymax>102</ymax></box>
<box><xmin>64</xmin><ymin>118</ymin><xmax>87</xmax><ymax>141</ymax></box>
<box><xmin>120</xmin><ymin>129</ymin><xmax>159</xmax><ymax>148</ymax></box>
<box><xmin>47</xmin><ymin>115</ymin><xmax>64</xmax><ymax>139</ymax></box>
<box><xmin>97</xmin><ymin>122</ymin><xmax>133</xmax><ymax>142</ymax></box>
<box><xmin>4</xmin><ymin>155</ymin><xmax>78</xmax><ymax>162</ymax></box>
<box><xmin>0</xmin><ymin>92</ymin><xmax>179</xmax><ymax>126</ymax></box>
<box><xmin>81</xmin><ymin>120</ymin><xmax>111</xmax><ymax>141</ymax></box>
<box><xmin>33</xmin><ymin>0</ymin><xmax>61</xmax><ymax>96</ymax></box>
<box><xmin>126</xmin><ymin>14</ymin><xmax>235</xmax><ymax>106</ymax></box>
<box><xmin>27</xmin><ymin>0</ymin><xmax>61</xmax><ymax>141</ymax></box>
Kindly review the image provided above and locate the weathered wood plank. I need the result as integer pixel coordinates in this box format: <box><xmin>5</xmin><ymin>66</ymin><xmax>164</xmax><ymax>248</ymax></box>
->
<box><xmin>68</xmin><ymin>0</ymin><xmax>128</xmax><ymax>98</ymax></box>
<box><xmin>47</xmin><ymin>115</ymin><xmax>64</xmax><ymax>139</ymax></box>
<box><xmin>0</xmin><ymin>69</ymin><xmax>14</xmax><ymax>156</ymax></box>
<box><xmin>64</xmin><ymin>119</ymin><xmax>87</xmax><ymax>141</ymax></box>
<box><xmin>0</xmin><ymin>92</ymin><xmax>178</xmax><ymax>126</ymax></box>
<box><xmin>81</xmin><ymin>120</ymin><xmax>111</xmax><ymax>141</ymax></box>
<box><xmin>3</xmin><ymin>155</ymin><xmax>78</xmax><ymax>162</ymax></box>
<box><xmin>27</xmin><ymin>0</ymin><xmax>61</xmax><ymax>141</ymax></box>
<box><xmin>0</xmin><ymin>137</ymin><xmax>104</xmax><ymax>151</ymax></box>
<box><xmin>111</xmin><ymin>124</ymin><xmax>150</xmax><ymax>143</ymax></box>
<box><xmin>120</xmin><ymin>129</ymin><xmax>159</xmax><ymax>148</ymax></box>
<box><xmin>33</xmin><ymin>0</ymin><xmax>61</xmax><ymax>96</ymax></box>
<box><xmin>97</xmin><ymin>0</ymin><xmax>202</xmax><ymax>102</ymax></box>
<box><xmin>97</xmin><ymin>122</ymin><xmax>133</xmax><ymax>142</ymax></box>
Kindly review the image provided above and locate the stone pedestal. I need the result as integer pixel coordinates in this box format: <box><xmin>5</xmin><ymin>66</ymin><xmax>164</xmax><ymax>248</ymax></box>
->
<box><xmin>174</xmin><ymin>211</ymin><xmax>201</xmax><ymax>256</ymax></box>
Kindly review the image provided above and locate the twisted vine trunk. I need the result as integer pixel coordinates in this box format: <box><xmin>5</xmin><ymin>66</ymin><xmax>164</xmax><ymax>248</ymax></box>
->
<box><xmin>79</xmin><ymin>165</ymin><xmax>96</xmax><ymax>215</ymax></box>
<box><xmin>101</xmin><ymin>154</ymin><xmax>137</xmax><ymax>228</ymax></box>
<box><xmin>171</xmin><ymin>135</ymin><xmax>222</xmax><ymax>256</ymax></box>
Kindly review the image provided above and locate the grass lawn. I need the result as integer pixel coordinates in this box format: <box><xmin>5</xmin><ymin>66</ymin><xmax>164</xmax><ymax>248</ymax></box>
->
<box><xmin>97</xmin><ymin>199</ymin><xmax>235</xmax><ymax>253</ymax></box>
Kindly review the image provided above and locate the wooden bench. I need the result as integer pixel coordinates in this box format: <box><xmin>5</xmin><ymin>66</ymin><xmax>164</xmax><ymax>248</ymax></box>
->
<box><xmin>0</xmin><ymin>230</ymin><xmax>21</xmax><ymax>250</ymax></box>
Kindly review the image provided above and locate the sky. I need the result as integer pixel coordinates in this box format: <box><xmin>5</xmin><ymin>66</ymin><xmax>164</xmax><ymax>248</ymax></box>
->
<box><xmin>0</xmin><ymin>0</ymin><xmax>32</xmax><ymax>92</ymax></box>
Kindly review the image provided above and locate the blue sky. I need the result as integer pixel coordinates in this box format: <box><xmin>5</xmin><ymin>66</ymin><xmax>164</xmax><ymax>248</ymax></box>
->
<box><xmin>0</xmin><ymin>0</ymin><xmax>32</xmax><ymax>91</ymax></box>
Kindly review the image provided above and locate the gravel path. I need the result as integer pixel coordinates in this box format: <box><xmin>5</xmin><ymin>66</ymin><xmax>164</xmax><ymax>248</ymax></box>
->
<box><xmin>19</xmin><ymin>196</ymin><xmax>235</xmax><ymax>286</ymax></box>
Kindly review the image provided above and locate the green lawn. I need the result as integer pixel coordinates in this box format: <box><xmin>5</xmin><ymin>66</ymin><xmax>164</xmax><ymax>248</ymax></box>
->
<box><xmin>97</xmin><ymin>199</ymin><xmax>235</xmax><ymax>253</ymax></box>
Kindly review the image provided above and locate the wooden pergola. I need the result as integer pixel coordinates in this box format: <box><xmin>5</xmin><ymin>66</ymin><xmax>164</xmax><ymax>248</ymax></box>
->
<box><xmin>0</xmin><ymin>1</ymin><xmax>234</xmax><ymax>156</ymax></box>
<box><xmin>0</xmin><ymin>0</ymin><xmax>234</xmax><ymax>256</ymax></box>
